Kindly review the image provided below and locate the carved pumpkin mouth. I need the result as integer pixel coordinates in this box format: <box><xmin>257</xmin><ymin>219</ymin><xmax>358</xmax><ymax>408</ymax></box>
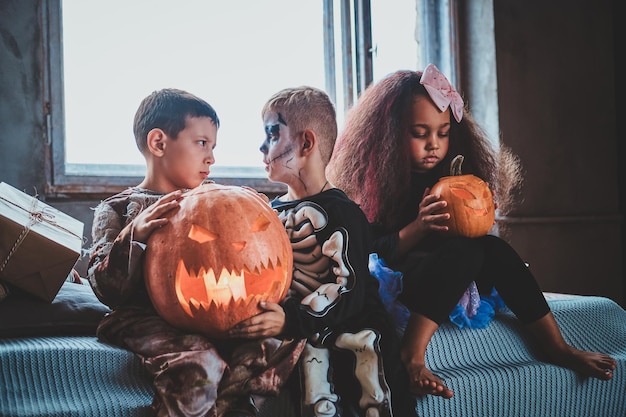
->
<box><xmin>174</xmin><ymin>258</ymin><xmax>287</xmax><ymax>318</ymax></box>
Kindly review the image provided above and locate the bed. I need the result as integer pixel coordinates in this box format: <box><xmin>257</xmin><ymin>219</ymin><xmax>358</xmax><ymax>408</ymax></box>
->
<box><xmin>1</xmin><ymin>280</ymin><xmax>624</xmax><ymax>417</ymax></box>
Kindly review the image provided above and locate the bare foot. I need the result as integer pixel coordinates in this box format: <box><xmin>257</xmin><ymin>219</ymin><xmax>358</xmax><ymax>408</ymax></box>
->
<box><xmin>405</xmin><ymin>363</ymin><xmax>454</xmax><ymax>399</ymax></box>
<box><xmin>547</xmin><ymin>347</ymin><xmax>616</xmax><ymax>380</ymax></box>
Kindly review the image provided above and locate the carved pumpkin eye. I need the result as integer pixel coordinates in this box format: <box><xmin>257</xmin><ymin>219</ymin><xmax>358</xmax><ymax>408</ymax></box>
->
<box><xmin>250</xmin><ymin>213</ymin><xmax>271</xmax><ymax>232</ymax></box>
<box><xmin>188</xmin><ymin>224</ymin><xmax>218</xmax><ymax>243</ymax></box>
<box><xmin>450</xmin><ymin>187</ymin><xmax>475</xmax><ymax>200</ymax></box>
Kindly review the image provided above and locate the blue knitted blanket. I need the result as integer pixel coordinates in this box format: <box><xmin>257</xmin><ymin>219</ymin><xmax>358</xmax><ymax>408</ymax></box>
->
<box><xmin>0</xmin><ymin>295</ymin><xmax>624</xmax><ymax>417</ymax></box>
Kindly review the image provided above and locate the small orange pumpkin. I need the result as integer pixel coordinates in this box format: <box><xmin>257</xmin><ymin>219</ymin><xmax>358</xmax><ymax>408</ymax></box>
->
<box><xmin>429</xmin><ymin>155</ymin><xmax>495</xmax><ymax>238</ymax></box>
<box><xmin>144</xmin><ymin>182</ymin><xmax>292</xmax><ymax>338</ymax></box>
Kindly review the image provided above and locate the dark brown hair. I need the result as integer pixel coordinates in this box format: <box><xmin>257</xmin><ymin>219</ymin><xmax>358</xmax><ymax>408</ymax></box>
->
<box><xmin>133</xmin><ymin>88</ymin><xmax>220</xmax><ymax>154</ymax></box>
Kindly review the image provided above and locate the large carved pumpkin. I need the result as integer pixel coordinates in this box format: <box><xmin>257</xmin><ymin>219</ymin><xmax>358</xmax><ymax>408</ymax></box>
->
<box><xmin>145</xmin><ymin>182</ymin><xmax>292</xmax><ymax>338</ymax></box>
<box><xmin>429</xmin><ymin>155</ymin><xmax>495</xmax><ymax>238</ymax></box>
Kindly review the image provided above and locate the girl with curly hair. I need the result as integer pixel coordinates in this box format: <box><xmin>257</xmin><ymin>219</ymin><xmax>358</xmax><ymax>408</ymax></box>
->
<box><xmin>327</xmin><ymin>65</ymin><xmax>616</xmax><ymax>399</ymax></box>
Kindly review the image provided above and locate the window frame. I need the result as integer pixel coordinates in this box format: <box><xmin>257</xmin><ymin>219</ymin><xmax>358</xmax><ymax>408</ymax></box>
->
<box><xmin>44</xmin><ymin>0</ymin><xmax>298</xmax><ymax>197</ymax></box>
<box><xmin>43</xmin><ymin>0</ymin><xmax>456</xmax><ymax>198</ymax></box>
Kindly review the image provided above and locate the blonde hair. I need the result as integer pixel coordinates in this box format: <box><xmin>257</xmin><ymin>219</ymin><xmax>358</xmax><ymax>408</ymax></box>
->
<box><xmin>262</xmin><ymin>86</ymin><xmax>337</xmax><ymax>164</ymax></box>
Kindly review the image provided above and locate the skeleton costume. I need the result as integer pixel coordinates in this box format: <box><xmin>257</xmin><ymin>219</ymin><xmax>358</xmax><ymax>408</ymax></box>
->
<box><xmin>88</xmin><ymin>187</ymin><xmax>305</xmax><ymax>417</ymax></box>
<box><xmin>271</xmin><ymin>188</ymin><xmax>417</xmax><ymax>417</ymax></box>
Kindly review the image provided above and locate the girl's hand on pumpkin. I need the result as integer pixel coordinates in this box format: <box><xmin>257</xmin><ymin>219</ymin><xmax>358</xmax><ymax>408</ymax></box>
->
<box><xmin>398</xmin><ymin>189</ymin><xmax>450</xmax><ymax>255</ymax></box>
<box><xmin>416</xmin><ymin>190</ymin><xmax>450</xmax><ymax>233</ymax></box>
<box><xmin>132</xmin><ymin>190</ymin><xmax>183</xmax><ymax>243</ymax></box>
<box><xmin>227</xmin><ymin>301</ymin><xmax>286</xmax><ymax>339</ymax></box>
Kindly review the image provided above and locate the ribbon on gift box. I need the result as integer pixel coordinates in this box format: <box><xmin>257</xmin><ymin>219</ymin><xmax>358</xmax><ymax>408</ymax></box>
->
<box><xmin>0</xmin><ymin>192</ymin><xmax>82</xmax><ymax>274</ymax></box>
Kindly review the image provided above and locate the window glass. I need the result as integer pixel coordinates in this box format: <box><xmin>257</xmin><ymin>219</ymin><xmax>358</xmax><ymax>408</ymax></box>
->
<box><xmin>370</xmin><ymin>0</ymin><xmax>420</xmax><ymax>81</ymax></box>
<box><xmin>59</xmin><ymin>0</ymin><xmax>423</xmax><ymax>184</ymax></box>
<box><xmin>61</xmin><ymin>0</ymin><xmax>325</xmax><ymax>176</ymax></box>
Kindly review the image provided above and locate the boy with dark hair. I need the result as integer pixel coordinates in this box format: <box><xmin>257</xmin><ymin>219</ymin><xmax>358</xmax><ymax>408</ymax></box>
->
<box><xmin>88</xmin><ymin>88</ymin><xmax>303</xmax><ymax>417</ymax></box>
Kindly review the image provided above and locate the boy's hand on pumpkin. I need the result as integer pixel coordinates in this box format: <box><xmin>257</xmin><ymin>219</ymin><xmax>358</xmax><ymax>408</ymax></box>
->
<box><xmin>131</xmin><ymin>190</ymin><xmax>183</xmax><ymax>243</ymax></box>
<box><xmin>227</xmin><ymin>301</ymin><xmax>286</xmax><ymax>339</ymax></box>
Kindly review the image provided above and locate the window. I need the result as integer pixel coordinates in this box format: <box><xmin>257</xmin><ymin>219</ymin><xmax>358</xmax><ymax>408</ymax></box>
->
<box><xmin>44</xmin><ymin>0</ymin><xmax>455</xmax><ymax>196</ymax></box>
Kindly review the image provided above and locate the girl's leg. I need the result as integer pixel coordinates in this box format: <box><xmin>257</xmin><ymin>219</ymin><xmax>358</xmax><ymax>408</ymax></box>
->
<box><xmin>398</xmin><ymin>237</ymin><xmax>484</xmax><ymax>398</ymax></box>
<box><xmin>401</xmin><ymin>313</ymin><xmax>454</xmax><ymax>398</ymax></box>
<box><xmin>525</xmin><ymin>312</ymin><xmax>616</xmax><ymax>380</ymax></box>
<box><xmin>479</xmin><ymin>235</ymin><xmax>617</xmax><ymax>380</ymax></box>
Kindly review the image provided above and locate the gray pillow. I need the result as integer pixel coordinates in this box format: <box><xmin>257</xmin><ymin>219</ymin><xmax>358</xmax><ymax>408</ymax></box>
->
<box><xmin>0</xmin><ymin>280</ymin><xmax>110</xmax><ymax>337</ymax></box>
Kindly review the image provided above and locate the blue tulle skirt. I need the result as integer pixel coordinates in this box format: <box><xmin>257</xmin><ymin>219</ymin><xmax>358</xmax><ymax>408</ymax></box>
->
<box><xmin>368</xmin><ymin>253</ymin><xmax>506</xmax><ymax>334</ymax></box>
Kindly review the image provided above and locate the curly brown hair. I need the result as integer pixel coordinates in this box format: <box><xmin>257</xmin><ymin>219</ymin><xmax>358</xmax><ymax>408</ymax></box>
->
<box><xmin>327</xmin><ymin>69</ymin><xmax>523</xmax><ymax>232</ymax></box>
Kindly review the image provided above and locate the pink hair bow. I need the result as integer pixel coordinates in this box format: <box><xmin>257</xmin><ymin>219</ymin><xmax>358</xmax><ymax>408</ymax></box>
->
<box><xmin>420</xmin><ymin>63</ymin><xmax>464</xmax><ymax>123</ymax></box>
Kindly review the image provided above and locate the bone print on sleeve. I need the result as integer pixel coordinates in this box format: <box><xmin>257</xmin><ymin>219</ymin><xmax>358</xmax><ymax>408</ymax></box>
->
<box><xmin>272</xmin><ymin>190</ymin><xmax>374</xmax><ymax>343</ymax></box>
<box><xmin>300</xmin><ymin>228</ymin><xmax>353</xmax><ymax>315</ymax></box>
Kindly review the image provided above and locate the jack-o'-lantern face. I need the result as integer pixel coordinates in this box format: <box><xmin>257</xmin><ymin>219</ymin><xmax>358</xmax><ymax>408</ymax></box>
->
<box><xmin>430</xmin><ymin>174</ymin><xmax>495</xmax><ymax>238</ymax></box>
<box><xmin>145</xmin><ymin>182</ymin><xmax>292</xmax><ymax>338</ymax></box>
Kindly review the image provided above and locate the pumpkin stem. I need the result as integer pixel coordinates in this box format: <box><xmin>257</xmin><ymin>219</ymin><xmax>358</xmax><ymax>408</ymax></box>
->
<box><xmin>450</xmin><ymin>154</ymin><xmax>464</xmax><ymax>176</ymax></box>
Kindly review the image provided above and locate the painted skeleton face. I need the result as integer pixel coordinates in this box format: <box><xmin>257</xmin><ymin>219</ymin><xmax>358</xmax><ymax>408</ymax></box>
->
<box><xmin>260</xmin><ymin>111</ymin><xmax>298</xmax><ymax>184</ymax></box>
